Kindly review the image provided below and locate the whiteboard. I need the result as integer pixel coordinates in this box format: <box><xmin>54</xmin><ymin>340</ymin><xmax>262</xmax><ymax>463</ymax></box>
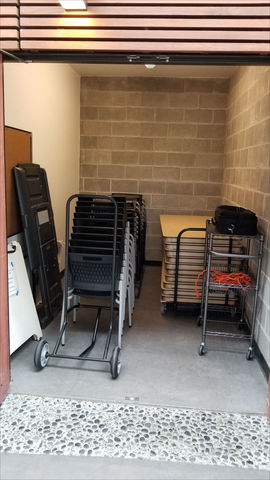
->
<box><xmin>8</xmin><ymin>241</ymin><xmax>42</xmax><ymax>354</ymax></box>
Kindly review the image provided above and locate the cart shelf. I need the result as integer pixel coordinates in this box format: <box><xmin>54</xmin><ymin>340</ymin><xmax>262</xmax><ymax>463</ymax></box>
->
<box><xmin>208</xmin><ymin>282</ymin><xmax>256</xmax><ymax>294</ymax></box>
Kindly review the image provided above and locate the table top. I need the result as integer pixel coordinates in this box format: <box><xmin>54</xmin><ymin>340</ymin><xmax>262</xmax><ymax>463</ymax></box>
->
<box><xmin>160</xmin><ymin>214</ymin><xmax>210</xmax><ymax>238</ymax></box>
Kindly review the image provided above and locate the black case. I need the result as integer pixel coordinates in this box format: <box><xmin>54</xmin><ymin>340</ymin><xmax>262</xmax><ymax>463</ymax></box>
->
<box><xmin>13</xmin><ymin>163</ymin><xmax>63</xmax><ymax>328</ymax></box>
<box><xmin>213</xmin><ymin>205</ymin><xmax>257</xmax><ymax>235</ymax></box>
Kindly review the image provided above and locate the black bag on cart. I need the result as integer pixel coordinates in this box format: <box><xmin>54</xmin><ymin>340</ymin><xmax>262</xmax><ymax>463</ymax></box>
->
<box><xmin>213</xmin><ymin>205</ymin><xmax>257</xmax><ymax>235</ymax></box>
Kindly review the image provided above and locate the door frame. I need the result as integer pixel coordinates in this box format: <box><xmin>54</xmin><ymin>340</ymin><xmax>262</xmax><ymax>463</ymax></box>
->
<box><xmin>0</xmin><ymin>53</ymin><xmax>10</xmax><ymax>403</ymax></box>
<box><xmin>0</xmin><ymin>52</ymin><xmax>269</xmax><ymax>406</ymax></box>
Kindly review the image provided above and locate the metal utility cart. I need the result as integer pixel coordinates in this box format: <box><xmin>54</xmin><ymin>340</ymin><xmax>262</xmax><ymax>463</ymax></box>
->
<box><xmin>160</xmin><ymin>215</ymin><xmax>210</xmax><ymax>314</ymax></box>
<box><xmin>199</xmin><ymin>220</ymin><xmax>264</xmax><ymax>360</ymax></box>
<box><xmin>34</xmin><ymin>194</ymin><xmax>128</xmax><ymax>379</ymax></box>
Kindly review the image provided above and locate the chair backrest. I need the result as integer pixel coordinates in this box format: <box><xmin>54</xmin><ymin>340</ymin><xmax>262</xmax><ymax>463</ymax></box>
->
<box><xmin>66</xmin><ymin>194</ymin><xmax>127</xmax><ymax>295</ymax></box>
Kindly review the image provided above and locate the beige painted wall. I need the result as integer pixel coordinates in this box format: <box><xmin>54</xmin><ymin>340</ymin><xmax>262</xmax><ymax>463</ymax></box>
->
<box><xmin>80</xmin><ymin>76</ymin><xmax>228</xmax><ymax>260</ymax></box>
<box><xmin>223</xmin><ymin>66</ymin><xmax>270</xmax><ymax>366</ymax></box>
<box><xmin>4</xmin><ymin>63</ymin><xmax>80</xmax><ymax>269</ymax></box>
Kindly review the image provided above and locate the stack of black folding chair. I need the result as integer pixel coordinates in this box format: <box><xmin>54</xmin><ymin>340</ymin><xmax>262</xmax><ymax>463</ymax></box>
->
<box><xmin>34</xmin><ymin>194</ymin><xmax>132</xmax><ymax>379</ymax></box>
<box><xmin>112</xmin><ymin>193</ymin><xmax>146</xmax><ymax>296</ymax></box>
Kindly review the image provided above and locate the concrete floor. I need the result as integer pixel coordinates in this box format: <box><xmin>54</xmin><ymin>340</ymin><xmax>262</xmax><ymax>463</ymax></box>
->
<box><xmin>1</xmin><ymin>266</ymin><xmax>269</xmax><ymax>479</ymax></box>
<box><xmin>1</xmin><ymin>452</ymin><xmax>269</xmax><ymax>480</ymax></box>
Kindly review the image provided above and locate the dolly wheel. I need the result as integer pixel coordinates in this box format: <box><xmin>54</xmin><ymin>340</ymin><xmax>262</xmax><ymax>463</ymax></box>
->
<box><xmin>110</xmin><ymin>347</ymin><xmax>121</xmax><ymax>379</ymax></box>
<box><xmin>246</xmin><ymin>348</ymin><xmax>254</xmax><ymax>361</ymax></box>
<box><xmin>34</xmin><ymin>340</ymin><xmax>49</xmax><ymax>371</ymax></box>
<box><xmin>199</xmin><ymin>344</ymin><xmax>206</xmax><ymax>356</ymax></box>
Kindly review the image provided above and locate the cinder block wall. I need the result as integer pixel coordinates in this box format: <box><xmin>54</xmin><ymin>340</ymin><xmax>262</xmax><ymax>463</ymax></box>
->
<box><xmin>222</xmin><ymin>66</ymin><xmax>270</xmax><ymax>366</ymax></box>
<box><xmin>80</xmin><ymin>76</ymin><xmax>228</xmax><ymax>260</ymax></box>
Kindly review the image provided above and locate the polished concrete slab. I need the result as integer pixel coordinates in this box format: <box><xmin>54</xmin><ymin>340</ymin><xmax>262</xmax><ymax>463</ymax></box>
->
<box><xmin>1</xmin><ymin>452</ymin><xmax>269</xmax><ymax>480</ymax></box>
<box><xmin>2</xmin><ymin>266</ymin><xmax>269</xmax><ymax>480</ymax></box>
<box><xmin>9</xmin><ymin>266</ymin><xmax>268</xmax><ymax>414</ymax></box>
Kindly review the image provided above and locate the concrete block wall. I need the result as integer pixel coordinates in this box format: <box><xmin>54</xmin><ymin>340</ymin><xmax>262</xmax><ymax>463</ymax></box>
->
<box><xmin>222</xmin><ymin>66</ymin><xmax>270</xmax><ymax>366</ymax></box>
<box><xmin>80</xmin><ymin>77</ymin><xmax>228</xmax><ymax>261</ymax></box>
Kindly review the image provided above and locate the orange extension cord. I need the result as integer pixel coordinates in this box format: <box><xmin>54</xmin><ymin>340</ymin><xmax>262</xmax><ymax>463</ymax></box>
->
<box><xmin>195</xmin><ymin>269</ymin><xmax>252</xmax><ymax>298</ymax></box>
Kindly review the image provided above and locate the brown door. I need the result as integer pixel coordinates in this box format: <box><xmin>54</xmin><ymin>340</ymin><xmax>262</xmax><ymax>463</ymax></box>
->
<box><xmin>0</xmin><ymin>53</ymin><xmax>10</xmax><ymax>403</ymax></box>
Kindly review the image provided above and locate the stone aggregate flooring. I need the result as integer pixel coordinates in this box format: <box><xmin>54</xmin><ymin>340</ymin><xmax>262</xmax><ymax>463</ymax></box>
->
<box><xmin>0</xmin><ymin>394</ymin><xmax>269</xmax><ymax>471</ymax></box>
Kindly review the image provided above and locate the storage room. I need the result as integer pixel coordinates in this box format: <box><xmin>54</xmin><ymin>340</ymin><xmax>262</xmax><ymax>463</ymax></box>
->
<box><xmin>3</xmin><ymin>59</ymin><xmax>270</xmax><ymax>405</ymax></box>
<box><xmin>0</xmin><ymin>1</ymin><xmax>269</xmax><ymax>479</ymax></box>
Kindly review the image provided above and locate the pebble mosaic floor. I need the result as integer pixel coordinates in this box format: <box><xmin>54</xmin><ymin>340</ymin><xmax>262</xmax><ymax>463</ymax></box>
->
<box><xmin>0</xmin><ymin>393</ymin><xmax>269</xmax><ymax>471</ymax></box>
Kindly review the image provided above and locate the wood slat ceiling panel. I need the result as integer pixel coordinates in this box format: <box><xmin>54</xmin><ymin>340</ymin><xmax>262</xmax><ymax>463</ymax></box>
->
<box><xmin>0</xmin><ymin>1</ymin><xmax>19</xmax><ymax>50</ymax></box>
<box><xmin>20</xmin><ymin>29</ymin><xmax>270</xmax><ymax>42</ymax></box>
<box><xmin>20</xmin><ymin>17</ymin><xmax>270</xmax><ymax>29</ymax></box>
<box><xmin>20</xmin><ymin>40</ymin><xmax>270</xmax><ymax>53</ymax></box>
<box><xmin>0</xmin><ymin>29</ymin><xmax>19</xmax><ymax>39</ymax></box>
<box><xmin>2</xmin><ymin>1</ymin><xmax>270</xmax><ymax>55</ymax></box>
<box><xmin>19</xmin><ymin>0</ymin><xmax>270</xmax><ymax>4</ymax></box>
<box><xmin>2</xmin><ymin>0</ymin><xmax>21</xmax><ymax>3</ymax></box>
<box><xmin>0</xmin><ymin>40</ymin><xmax>19</xmax><ymax>49</ymax></box>
<box><xmin>0</xmin><ymin>17</ymin><xmax>19</xmax><ymax>27</ymax></box>
<box><xmin>19</xmin><ymin>5</ymin><xmax>270</xmax><ymax>16</ymax></box>
<box><xmin>0</xmin><ymin>6</ymin><xmax>18</xmax><ymax>15</ymax></box>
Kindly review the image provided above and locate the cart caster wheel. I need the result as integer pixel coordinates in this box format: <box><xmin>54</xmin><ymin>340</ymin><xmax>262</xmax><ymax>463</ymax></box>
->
<box><xmin>34</xmin><ymin>339</ymin><xmax>49</xmax><ymax>371</ymax></box>
<box><xmin>160</xmin><ymin>303</ymin><xmax>167</xmax><ymax>315</ymax></box>
<box><xmin>33</xmin><ymin>334</ymin><xmax>42</xmax><ymax>341</ymax></box>
<box><xmin>197</xmin><ymin>316</ymin><xmax>202</xmax><ymax>327</ymax></box>
<box><xmin>110</xmin><ymin>347</ymin><xmax>121</xmax><ymax>379</ymax></box>
<box><xmin>246</xmin><ymin>349</ymin><xmax>254</xmax><ymax>361</ymax></box>
<box><xmin>199</xmin><ymin>344</ymin><xmax>206</xmax><ymax>356</ymax></box>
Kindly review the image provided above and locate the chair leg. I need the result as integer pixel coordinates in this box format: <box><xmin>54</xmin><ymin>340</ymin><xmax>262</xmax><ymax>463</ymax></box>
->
<box><xmin>73</xmin><ymin>295</ymin><xmax>79</xmax><ymax>323</ymax></box>
<box><xmin>127</xmin><ymin>281</ymin><xmax>133</xmax><ymax>327</ymax></box>
<box><xmin>60</xmin><ymin>289</ymin><xmax>72</xmax><ymax>346</ymax></box>
<box><xmin>118</xmin><ymin>279</ymin><xmax>125</xmax><ymax>349</ymax></box>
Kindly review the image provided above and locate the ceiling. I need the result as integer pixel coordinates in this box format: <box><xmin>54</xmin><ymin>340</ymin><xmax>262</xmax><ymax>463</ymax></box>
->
<box><xmin>71</xmin><ymin>64</ymin><xmax>238</xmax><ymax>78</ymax></box>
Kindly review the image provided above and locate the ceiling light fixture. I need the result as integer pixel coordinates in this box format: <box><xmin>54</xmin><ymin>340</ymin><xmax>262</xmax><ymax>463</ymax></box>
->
<box><xmin>59</xmin><ymin>0</ymin><xmax>86</xmax><ymax>10</ymax></box>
